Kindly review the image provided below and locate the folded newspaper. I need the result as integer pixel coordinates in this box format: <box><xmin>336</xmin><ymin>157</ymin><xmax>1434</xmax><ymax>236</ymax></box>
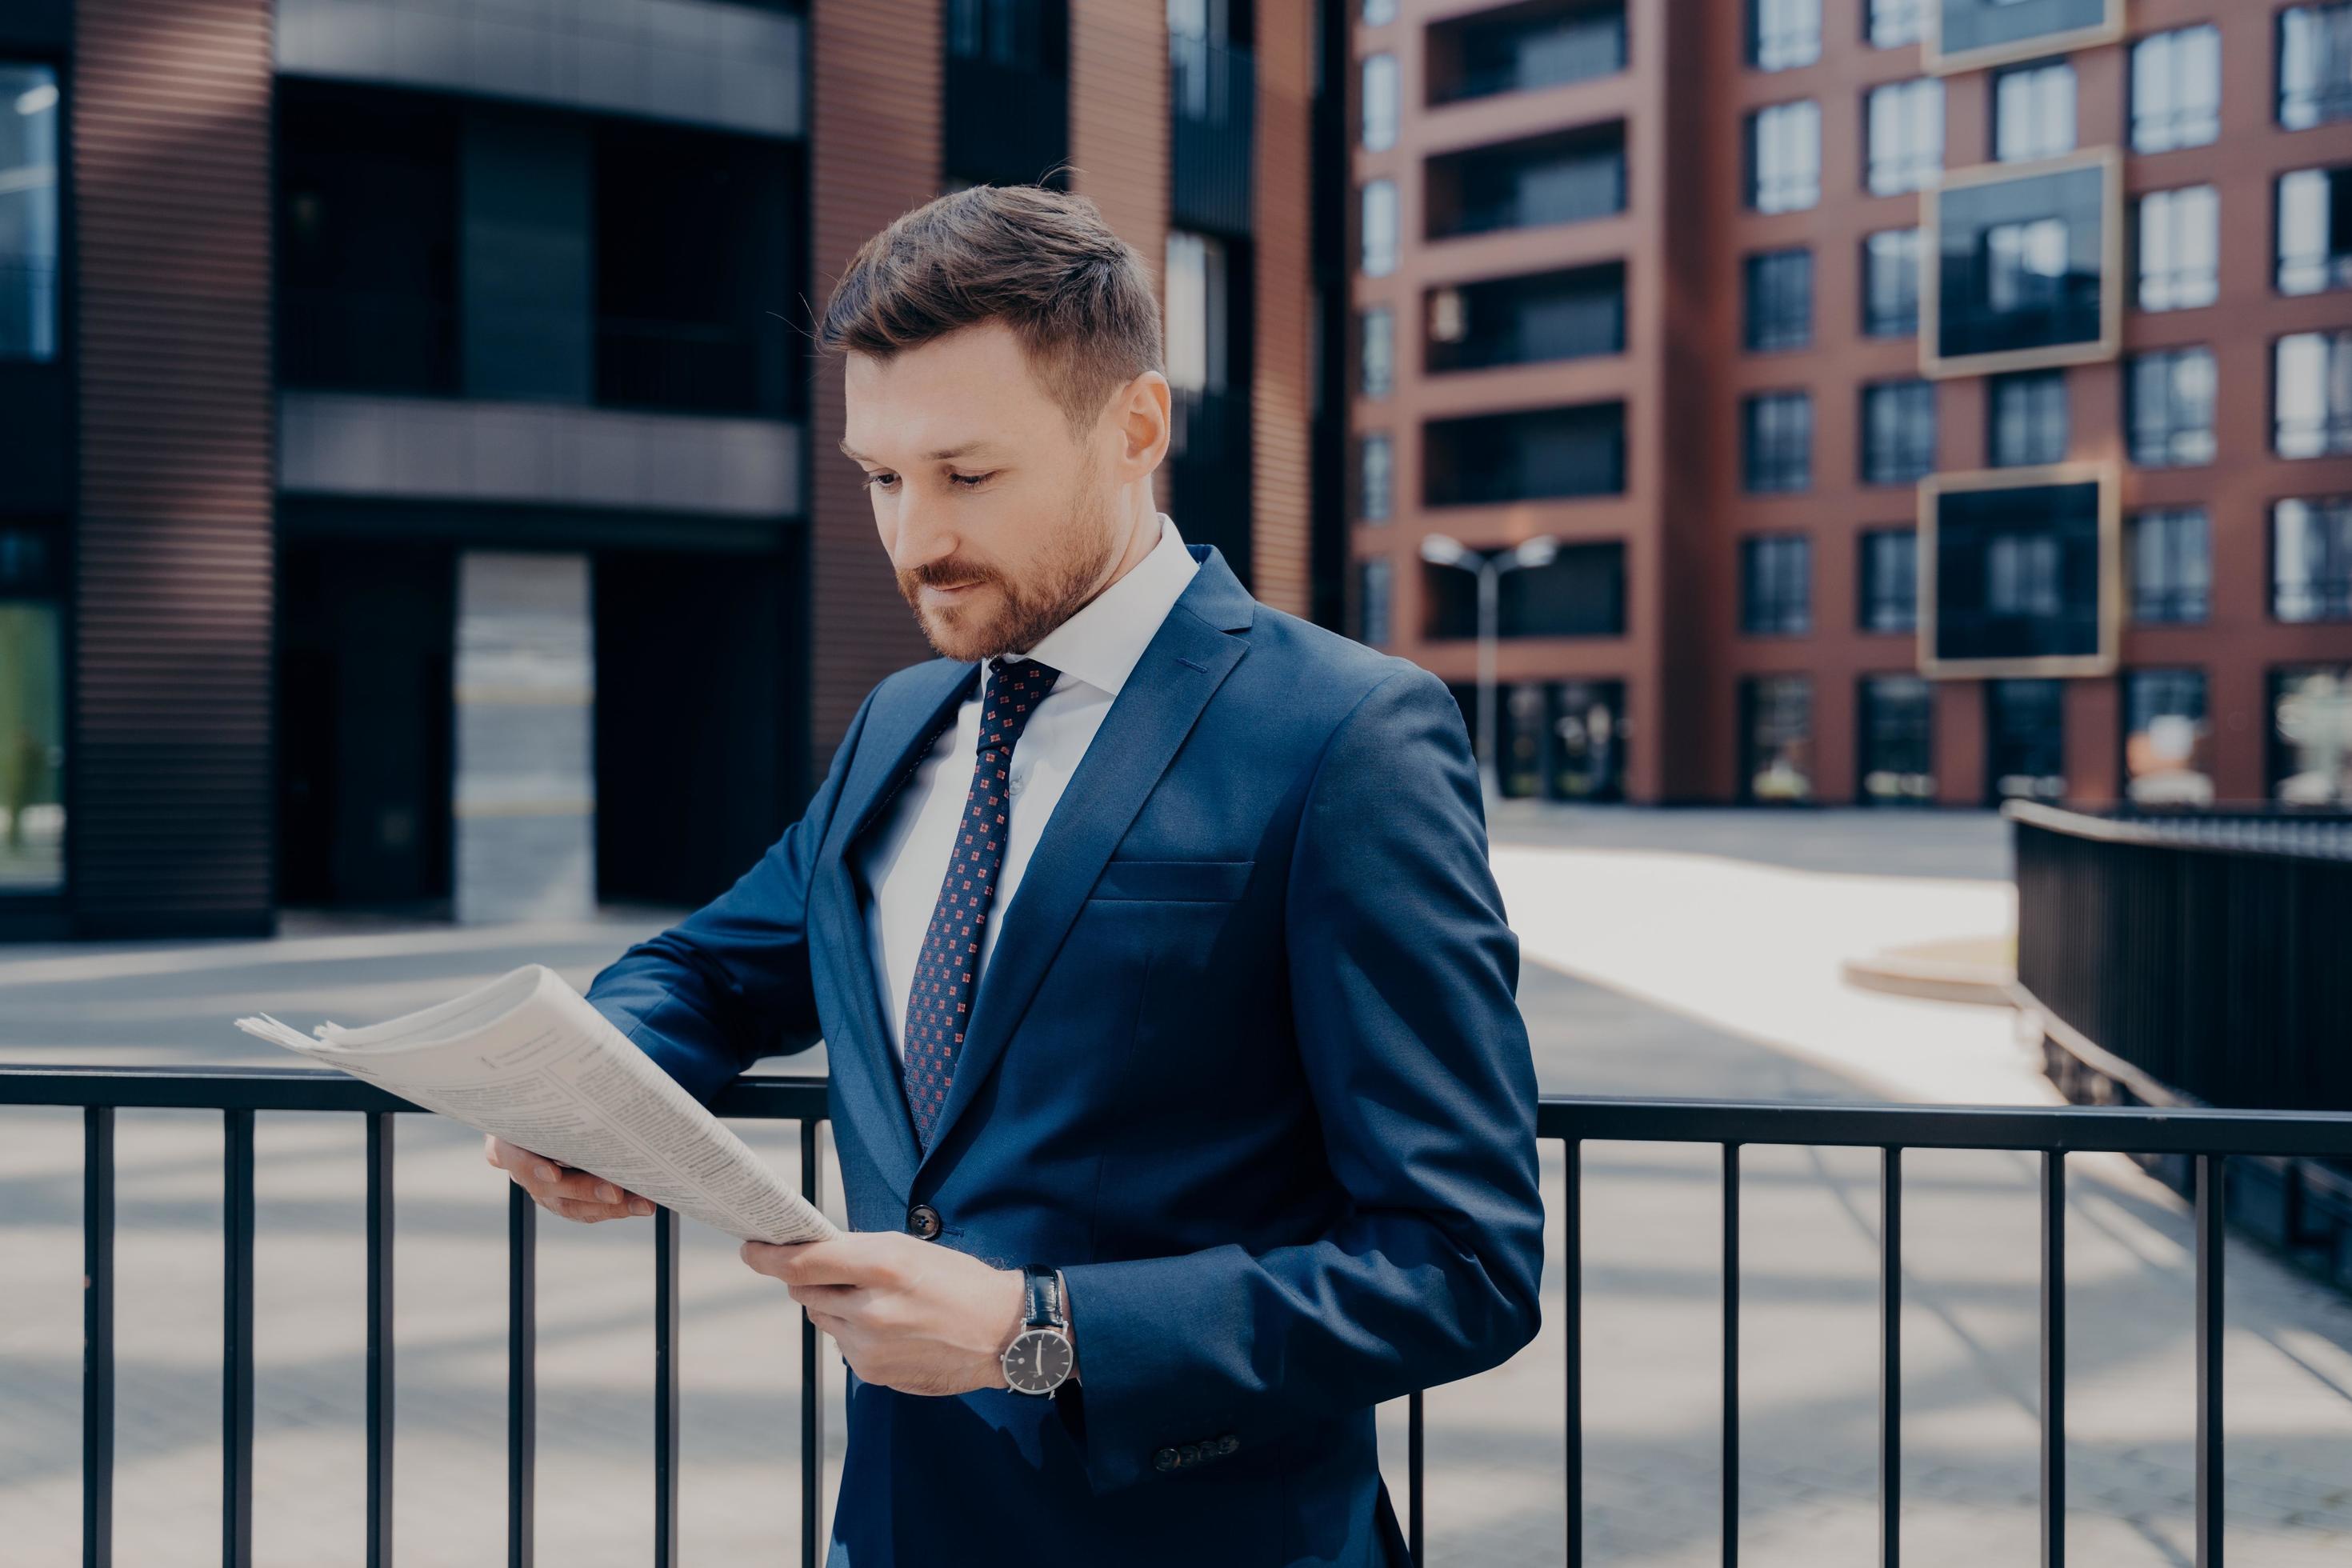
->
<box><xmin>234</xmin><ymin>963</ymin><xmax>836</xmax><ymax>1245</ymax></box>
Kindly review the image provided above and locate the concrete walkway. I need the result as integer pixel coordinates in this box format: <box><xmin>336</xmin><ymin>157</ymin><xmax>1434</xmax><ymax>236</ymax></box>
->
<box><xmin>1</xmin><ymin>806</ymin><xmax>2347</xmax><ymax>1565</ymax></box>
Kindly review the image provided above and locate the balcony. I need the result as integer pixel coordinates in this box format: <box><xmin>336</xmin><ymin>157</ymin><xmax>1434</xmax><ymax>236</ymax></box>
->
<box><xmin>1424</xmin><ymin>262</ymin><xmax>1625</xmax><ymax>374</ymax></box>
<box><xmin>1423</xmin><ymin>401</ymin><xmax>1626</xmax><ymax>507</ymax></box>
<box><xmin>1163</xmin><ymin>385</ymin><xmax>1254</xmax><ymax>584</ymax></box>
<box><xmin>1171</xmin><ymin>34</ymin><xmax>1255</xmax><ymax>236</ymax></box>
<box><xmin>1426</xmin><ymin>0</ymin><xmax>1628</xmax><ymax>107</ymax></box>
<box><xmin>1424</xmin><ymin>122</ymin><xmax>1626</xmax><ymax>242</ymax></box>
<box><xmin>944</xmin><ymin>46</ymin><xmax>1070</xmax><ymax>190</ymax></box>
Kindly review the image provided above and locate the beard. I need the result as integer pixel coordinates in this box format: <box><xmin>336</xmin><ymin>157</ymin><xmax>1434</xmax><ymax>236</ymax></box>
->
<box><xmin>898</xmin><ymin>456</ymin><xmax>1123</xmax><ymax>664</ymax></box>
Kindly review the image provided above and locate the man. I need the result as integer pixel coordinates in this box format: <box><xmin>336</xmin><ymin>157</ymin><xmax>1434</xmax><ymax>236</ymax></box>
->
<box><xmin>485</xmin><ymin>184</ymin><xmax>1542</xmax><ymax>1566</ymax></box>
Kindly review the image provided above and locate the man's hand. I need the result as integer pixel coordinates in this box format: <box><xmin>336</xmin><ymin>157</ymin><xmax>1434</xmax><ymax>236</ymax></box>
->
<box><xmin>484</xmin><ymin>1134</ymin><xmax>654</xmax><ymax>1222</ymax></box>
<box><xmin>741</xmin><ymin>1231</ymin><xmax>1026</xmax><ymax>1397</ymax></box>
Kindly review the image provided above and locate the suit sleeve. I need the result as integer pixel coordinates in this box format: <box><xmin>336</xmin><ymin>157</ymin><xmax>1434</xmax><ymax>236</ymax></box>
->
<box><xmin>1055</xmin><ymin>666</ymin><xmax>1546</xmax><ymax>1492</ymax></box>
<box><xmin>582</xmin><ymin>684</ymin><xmax>878</xmax><ymax>1106</ymax></box>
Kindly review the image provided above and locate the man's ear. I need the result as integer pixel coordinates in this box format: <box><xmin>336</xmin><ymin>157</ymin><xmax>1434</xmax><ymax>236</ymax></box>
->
<box><xmin>1106</xmin><ymin>370</ymin><xmax>1171</xmax><ymax>483</ymax></box>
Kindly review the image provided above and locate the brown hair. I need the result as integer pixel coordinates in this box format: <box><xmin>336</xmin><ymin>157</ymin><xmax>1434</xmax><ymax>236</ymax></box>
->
<box><xmin>820</xmin><ymin>183</ymin><xmax>1163</xmax><ymax>433</ymax></box>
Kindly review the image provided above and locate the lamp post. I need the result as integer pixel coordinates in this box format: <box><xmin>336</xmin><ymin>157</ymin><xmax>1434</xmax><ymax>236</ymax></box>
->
<box><xmin>1418</xmin><ymin>533</ymin><xmax>1558</xmax><ymax>803</ymax></box>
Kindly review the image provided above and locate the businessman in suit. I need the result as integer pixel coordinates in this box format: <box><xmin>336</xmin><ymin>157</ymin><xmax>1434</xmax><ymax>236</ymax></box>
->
<box><xmin>484</xmin><ymin>183</ymin><xmax>1543</xmax><ymax>1566</ymax></box>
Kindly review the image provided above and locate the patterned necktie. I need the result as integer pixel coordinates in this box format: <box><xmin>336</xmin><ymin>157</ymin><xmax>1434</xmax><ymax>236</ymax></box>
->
<box><xmin>900</xmin><ymin>653</ymin><xmax>1062</xmax><ymax>1152</ymax></box>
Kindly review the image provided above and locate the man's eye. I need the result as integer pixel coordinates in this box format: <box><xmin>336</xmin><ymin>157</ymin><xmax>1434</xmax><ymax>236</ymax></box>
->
<box><xmin>950</xmin><ymin>471</ymin><xmax>995</xmax><ymax>489</ymax></box>
<box><xmin>862</xmin><ymin>472</ymin><xmax>898</xmax><ymax>491</ymax></box>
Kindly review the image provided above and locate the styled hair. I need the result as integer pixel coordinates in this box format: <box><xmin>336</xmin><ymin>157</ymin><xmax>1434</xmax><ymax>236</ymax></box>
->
<box><xmin>819</xmin><ymin>183</ymin><xmax>1164</xmax><ymax>433</ymax></box>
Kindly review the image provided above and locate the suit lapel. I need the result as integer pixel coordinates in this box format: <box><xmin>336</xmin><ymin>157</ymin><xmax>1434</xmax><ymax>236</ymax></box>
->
<box><xmin>817</xmin><ymin>657</ymin><xmax>978</xmax><ymax>1198</ymax></box>
<box><xmin>915</xmin><ymin>545</ymin><xmax>1256</xmax><ymax>1172</ymax></box>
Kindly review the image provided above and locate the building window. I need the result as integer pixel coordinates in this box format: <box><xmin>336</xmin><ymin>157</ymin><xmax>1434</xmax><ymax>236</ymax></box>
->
<box><xmin>2132</xmin><ymin>26</ymin><xmax>2222</xmax><ymax>153</ymax></box>
<box><xmin>1358</xmin><ymin>306</ymin><xmax>1393</xmax><ymax>398</ymax></box>
<box><xmin>1986</xmin><ymin>678</ymin><xmax>2066</xmax><ymax>803</ymax></box>
<box><xmin>1423</xmin><ymin>403</ymin><xmax>1627</xmax><ymax>506</ymax></box>
<box><xmin>2129</xmin><ymin>507</ymin><xmax>2210</xmax><ymax>624</ymax></box>
<box><xmin>2280</xmin><ymin>3</ymin><xmax>2352</xmax><ymax>130</ymax></box>
<box><xmin>1858</xmin><ymin>675</ymin><xmax>1934</xmax><ymax>804</ymax></box>
<box><xmin>2124</xmin><ymin>670</ymin><xmax>2212</xmax><ymax>805</ymax></box>
<box><xmin>1422</xmin><ymin>542</ymin><xmax>1629</xmax><ymax>638</ymax></box>
<box><xmin>1746</xmin><ymin>101</ymin><xmax>1822</xmax><ymax>214</ymax></box>
<box><xmin>2278</xmin><ymin>166</ymin><xmax>2352</xmax><ymax>295</ymax></box>
<box><xmin>1355</xmin><ymin>557</ymin><xmax>1393</xmax><ymax>646</ymax></box>
<box><xmin>1426</xmin><ymin>1</ymin><xmax>1630</xmax><ymax>104</ymax></box>
<box><xmin>1988</xmin><ymin>370</ymin><xmax>2068</xmax><ymax>467</ymax></box>
<box><xmin>1744</xmin><ymin>248</ymin><xmax>1814</xmax><ymax>351</ymax></box>
<box><xmin>2274</xmin><ymin>495</ymin><xmax>2352</xmax><ymax>620</ymax></box>
<box><xmin>1859</xmin><ymin>528</ymin><xmax>1918</xmax><ymax>632</ymax></box>
<box><xmin>0</xmin><ymin>63</ymin><xmax>58</xmax><ymax>364</ymax></box>
<box><xmin>1742</xmin><ymin>390</ymin><xmax>1813</xmax><ymax>492</ymax></box>
<box><xmin>1749</xmin><ymin>0</ymin><xmax>1822</xmax><ymax>71</ymax></box>
<box><xmin>1545</xmin><ymin>681</ymin><xmax>1628</xmax><ymax>802</ymax></box>
<box><xmin>1862</xmin><ymin>228</ymin><xmax>1921</xmax><ymax>337</ymax></box>
<box><xmin>1927</xmin><ymin>477</ymin><xmax>2105</xmax><ymax>667</ymax></box>
<box><xmin>1361</xmin><ymin>53</ymin><xmax>1398</xmax><ymax>151</ymax></box>
<box><xmin>2270</xmin><ymin>666</ymin><xmax>2352</xmax><ymax>803</ymax></box>
<box><xmin>0</xmin><ymin>523</ymin><xmax>66</xmax><ymax>892</ymax></box>
<box><xmin>2126</xmin><ymin>347</ymin><xmax>2217</xmax><ymax>468</ymax></box>
<box><xmin>1741</xmin><ymin>676</ymin><xmax>1814</xmax><ymax>802</ymax></box>
<box><xmin>1865</xmin><ymin>78</ymin><xmax>1943</xmax><ymax>196</ymax></box>
<box><xmin>1355</xmin><ymin>431</ymin><xmax>1393</xmax><ymax>522</ymax></box>
<box><xmin>1741</xmin><ymin>535</ymin><xmax>1812</xmax><ymax>634</ymax></box>
<box><xmin>1860</xmin><ymin>378</ymin><xmax>1937</xmax><ymax>485</ymax></box>
<box><xmin>1425</xmin><ymin>124</ymin><xmax>1627</xmax><ymax>237</ymax></box>
<box><xmin>1868</xmin><ymin>0</ymin><xmax>1927</xmax><ymax>50</ymax></box>
<box><xmin>2136</xmin><ymin>185</ymin><xmax>2220</xmax><ymax>311</ymax></box>
<box><xmin>1360</xmin><ymin>178</ymin><xmax>1398</xmax><ymax>276</ymax></box>
<box><xmin>2275</xmin><ymin>330</ymin><xmax>2352</xmax><ymax>457</ymax></box>
<box><xmin>1426</xmin><ymin>262</ymin><xmax>1627</xmax><ymax>372</ymax></box>
<box><xmin>1994</xmin><ymin>60</ymin><xmax>2077</xmax><ymax>164</ymax></box>
<box><xmin>1164</xmin><ymin>229</ymin><xmax>1230</xmax><ymax>400</ymax></box>
<box><xmin>1933</xmin><ymin>161</ymin><xmax>2113</xmax><ymax>363</ymax></box>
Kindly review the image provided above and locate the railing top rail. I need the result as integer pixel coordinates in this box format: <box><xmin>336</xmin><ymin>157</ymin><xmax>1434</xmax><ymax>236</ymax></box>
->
<box><xmin>2005</xmin><ymin>798</ymin><xmax>2352</xmax><ymax>862</ymax></box>
<box><xmin>8</xmin><ymin>1065</ymin><xmax>2352</xmax><ymax>1157</ymax></box>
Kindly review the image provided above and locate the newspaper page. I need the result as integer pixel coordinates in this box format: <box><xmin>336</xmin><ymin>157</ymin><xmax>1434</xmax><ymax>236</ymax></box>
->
<box><xmin>234</xmin><ymin>963</ymin><xmax>836</xmax><ymax>1245</ymax></box>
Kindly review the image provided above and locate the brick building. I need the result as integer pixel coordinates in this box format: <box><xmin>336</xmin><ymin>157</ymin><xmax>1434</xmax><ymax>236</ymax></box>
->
<box><xmin>0</xmin><ymin>0</ymin><xmax>1323</xmax><ymax>938</ymax></box>
<box><xmin>1345</xmin><ymin>0</ymin><xmax>2352</xmax><ymax>806</ymax></box>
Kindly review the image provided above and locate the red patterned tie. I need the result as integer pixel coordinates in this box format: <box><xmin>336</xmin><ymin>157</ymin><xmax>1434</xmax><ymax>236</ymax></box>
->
<box><xmin>900</xmin><ymin>654</ymin><xmax>1061</xmax><ymax>1151</ymax></box>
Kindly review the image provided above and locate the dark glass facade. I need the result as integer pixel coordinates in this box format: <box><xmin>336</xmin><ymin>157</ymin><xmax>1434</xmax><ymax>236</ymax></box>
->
<box><xmin>1933</xmin><ymin>162</ymin><xmax>2110</xmax><ymax>362</ymax></box>
<box><xmin>1930</xmin><ymin>478</ymin><xmax>2106</xmax><ymax>666</ymax></box>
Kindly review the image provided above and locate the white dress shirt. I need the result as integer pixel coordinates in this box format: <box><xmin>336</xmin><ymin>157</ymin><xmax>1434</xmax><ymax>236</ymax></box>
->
<box><xmin>857</xmin><ymin>511</ymin><xmax>1202</xmax><ymax>1067</ymax></box>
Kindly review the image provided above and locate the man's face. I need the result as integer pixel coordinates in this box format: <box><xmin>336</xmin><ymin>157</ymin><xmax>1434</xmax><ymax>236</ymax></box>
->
<box><xmin>842</xmin><ymin>320</ymin><xmax>1126</xmax><ymax>664</ymax></box>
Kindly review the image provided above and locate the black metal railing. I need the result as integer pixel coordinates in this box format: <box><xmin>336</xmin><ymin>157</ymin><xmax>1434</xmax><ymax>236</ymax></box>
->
<box><xmin>8</xmin><ymin>1065</ymin><xmax>2352</xmax><ymax>1567</ymax></box>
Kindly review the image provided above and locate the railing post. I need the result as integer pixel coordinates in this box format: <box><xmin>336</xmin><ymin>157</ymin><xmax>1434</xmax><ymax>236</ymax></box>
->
<box><xmin>800</xmin><ymin>1119</ymin><xmax>824</xmax><ymax>1568</ymax></box>
<box><xmin>655</xmin><ymin>1206</ymin><xmax>682</xmax><ymax>1568</ymax></box>
<box><xmin>83</xmin><ymin>1105</ymin><xmax>114</xmax><ymax>1568</ymax></box>
<box><xmin>508</xmin><ymin>1182</ymin><xmax>536</xmax><ymax>1568</ymax></box>
<box><xmin>1565</xmin><ymin>1139</ymin><xmax>1582</xmax><ymax>1568</ymax></box>
<box><xmin>2195</xmin><ymin>1154</ymin><xmax>2224</xmax><ymax>1568</ymax></box>
<box><xmin>1408</xmin><ymin>1390</ymin><xmax>1425</xmax><ymax>1566</ymax></box>
<box><xmin>1722</xmin><ymin>1143</ymin><xmax>1740</xmax><ymax>1568</ymax></box>
<box><xmin>224</xmin><ymin>1108</ymin><xmax>255</xmax><ymax>1568</ymax></box>
<box><xmin>2041</xmin><ymin>1150</ymin><xmax>2065</xmax><ymax>1568</ymax></box>
<box><xmin>1880</xmin><ymin>1146</ymin><xmax>1901</xmax><ymax>1568</ymax></box>
<box><xmin>366</xmin><ymin>1111</ymin><xmax>394</xmax><ymax>1568</ymax></box>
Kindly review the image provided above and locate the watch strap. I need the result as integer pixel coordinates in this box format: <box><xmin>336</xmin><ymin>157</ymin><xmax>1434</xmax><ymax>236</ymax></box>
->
<box><xmin>1022</xmin><ymin>1262</ymin><xmax>1065</xmax><ymax>1330</ymax></box>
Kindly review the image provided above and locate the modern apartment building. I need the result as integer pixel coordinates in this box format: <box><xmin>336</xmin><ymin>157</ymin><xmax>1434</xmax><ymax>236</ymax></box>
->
<box><xmin>0</xmin><ymin>0</ymin><xmax>1318</xmax><ymax>938</ymax></box>
<box><xmin>1346</xmin><ymin>0</ymin><xmax>2352</xmax><ymax>806</ymax></box>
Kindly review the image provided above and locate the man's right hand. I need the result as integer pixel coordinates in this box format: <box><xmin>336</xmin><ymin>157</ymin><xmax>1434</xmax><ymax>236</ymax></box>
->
<box><xmin>484</xmin><ymin>1134</ymin><xmax>654</xmax><ymax>1222</ymax></box>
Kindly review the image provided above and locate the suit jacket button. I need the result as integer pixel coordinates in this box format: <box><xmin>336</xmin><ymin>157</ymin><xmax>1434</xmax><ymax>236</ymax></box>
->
<box><xmin>1153</xmin><ymin>1447</ymin><xmax>1179</xmax><ymax>1472</ymax></box>
<box><xmin>906</xmin><ymin>1203</ymin><xmax>942</xmax><ymax>1239</ymax></box>
<box><xmin>1179</xmin><ymin>1443</ymin><xmax>1202</xmax><ymax>1468</ymax></box>
<box><xmin>1216</xmin><ymin>1434</ymin><xmax>1239</xmax><ymax>1455</ymax></box>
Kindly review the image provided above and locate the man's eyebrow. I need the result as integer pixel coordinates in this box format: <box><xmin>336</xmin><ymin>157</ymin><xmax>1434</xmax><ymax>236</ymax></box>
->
<box><xmin>838</xmin><ymin>439</ymin><xmax>997</xmax><ymax>463</ymax></box>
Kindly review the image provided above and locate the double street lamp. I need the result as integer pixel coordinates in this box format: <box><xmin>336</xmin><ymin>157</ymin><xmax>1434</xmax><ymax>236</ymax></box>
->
<box><xmin>1418</xmin><ymin>533</ymin><xmax>1559</xmax><ymax>803</ymax></box>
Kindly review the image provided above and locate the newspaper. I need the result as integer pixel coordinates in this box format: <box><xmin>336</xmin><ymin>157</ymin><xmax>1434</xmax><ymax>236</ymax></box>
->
<box><xmin>234</xmin><ymin>963</ymin><xmax>836</xmax><ymax>1246</ymax></box>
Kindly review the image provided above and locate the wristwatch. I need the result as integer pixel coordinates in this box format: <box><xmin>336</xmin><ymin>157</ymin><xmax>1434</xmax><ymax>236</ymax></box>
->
<box><xmin>1001</xmin><ymin>1264</ymin><xmax>1076</xmax><ymax>1396</ymax></box>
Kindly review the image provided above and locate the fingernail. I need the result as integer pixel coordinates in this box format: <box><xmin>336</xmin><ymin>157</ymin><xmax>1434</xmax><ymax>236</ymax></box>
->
<box><xmin>536</xmin><ymin>1165</ymin><xmax>555</xmax><ymax>1182</ymax></box>
<box><xmin>632</xmin><ymin>1199</ymin><xmax>654</xmax><ymax>1217</ymax></box>
<box><xmin>598</xmin><ymin>1184</ymin><xmax>619</xmax><ymax>1203</ymax></box>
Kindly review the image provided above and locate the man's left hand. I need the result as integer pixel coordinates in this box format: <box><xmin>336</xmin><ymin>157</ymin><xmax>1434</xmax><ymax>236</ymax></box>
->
<box><xmin>742</xmin><ymin>1231</ymin><xmax>1026</xmax><ymax>1396</ymax></box>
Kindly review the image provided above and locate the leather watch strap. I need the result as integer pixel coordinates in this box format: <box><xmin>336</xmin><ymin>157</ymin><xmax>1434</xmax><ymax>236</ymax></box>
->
<box><xmin>1022</xmin><ymin>1263</ymin><xmax>1065</xmax><ymax>1329</ymax></box>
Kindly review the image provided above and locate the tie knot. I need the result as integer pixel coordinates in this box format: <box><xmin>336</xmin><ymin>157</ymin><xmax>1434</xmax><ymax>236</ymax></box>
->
<box><xmin>979</xmin><ymin>655</ymin><xmax>1059</xmax><ymax>753</ymax></box>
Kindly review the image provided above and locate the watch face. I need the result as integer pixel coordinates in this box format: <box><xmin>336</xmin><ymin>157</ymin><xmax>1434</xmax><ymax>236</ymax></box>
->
<box><xmin>1003</xmin><ymin>1327</ymin><xmax>1074</xmax><ymax>1394</ymax></box>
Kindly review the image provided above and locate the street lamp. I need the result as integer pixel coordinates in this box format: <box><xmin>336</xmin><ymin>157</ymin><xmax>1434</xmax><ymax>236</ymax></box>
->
<box><xmin>1419</xmin><ymin>533</ymin><xmax>1558</xmax><ymax>802</ymax></box>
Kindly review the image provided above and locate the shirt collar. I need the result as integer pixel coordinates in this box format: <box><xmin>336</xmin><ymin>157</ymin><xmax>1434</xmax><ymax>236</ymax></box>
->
<box><xmin>999</xmin><ymin>512</ymin><xmax>1201</xmax><ymax>698</ymax></box>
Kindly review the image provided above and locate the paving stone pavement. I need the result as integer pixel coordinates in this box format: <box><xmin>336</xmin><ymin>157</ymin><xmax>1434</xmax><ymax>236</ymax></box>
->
<box><xmin>1</xmin><ymin>808</ymin><xmax>2347</xmax><ymax>1565</ymax></box>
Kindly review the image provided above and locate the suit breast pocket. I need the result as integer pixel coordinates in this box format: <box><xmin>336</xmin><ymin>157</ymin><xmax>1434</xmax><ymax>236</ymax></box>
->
<box><xmin>1086</xmin><ymin>857</ymin><xmax>1256</xmax><ymax>903</ymax></box>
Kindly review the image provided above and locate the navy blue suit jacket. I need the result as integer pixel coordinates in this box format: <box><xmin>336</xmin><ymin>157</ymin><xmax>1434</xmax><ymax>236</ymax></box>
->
<box><xmin>585</xmin><ymin>542</ymin><xmax>1544</xmax><ymax>1566</ymax></box>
